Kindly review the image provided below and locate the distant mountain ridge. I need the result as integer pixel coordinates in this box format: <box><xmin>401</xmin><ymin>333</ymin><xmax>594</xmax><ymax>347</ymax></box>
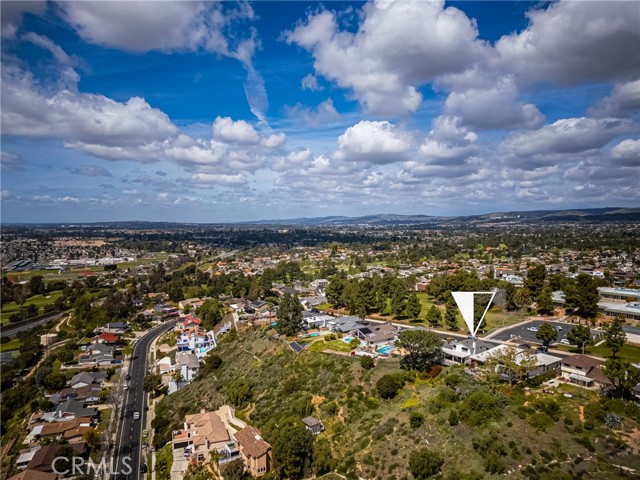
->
<box><xmin>243</xmin><ymin>207</ymin><xmax>640</xmax><ymax>226</ymax></box>
<box><xmin>2</xmin><ymin>207</ymin><xmax>639</xmax><ymax>227</ymax></box>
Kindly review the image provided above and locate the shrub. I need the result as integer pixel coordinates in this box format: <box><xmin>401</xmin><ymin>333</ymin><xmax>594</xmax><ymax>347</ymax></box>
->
<box><xmin>376</xmin><ymin>373</ymin><xmax>405</xmax><ymax>399</ymax></box>
<box><xmin>410</xmin><ymin>412</ymin><xmax>425</xmax><ymax>429</ymax></box>
<box><xmin>408</xmin><ymin>449</ymin><xmax>444</xmax><ymax>479</ymax></box>
<box><xmin>448</xmin><ymin>410</ymin><xmax>459</xmax><ymax>426</ymax></box>
<box><xmin>360</xmin><ymin>355</ymin><xmax>375</xmax><ymax>370</ymax></box>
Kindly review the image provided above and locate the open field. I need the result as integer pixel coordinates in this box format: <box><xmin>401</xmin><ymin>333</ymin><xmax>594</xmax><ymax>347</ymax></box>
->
<box><xmin>0</xmin><ymin>291</ymin><xmax>64</xmax><ymax>325</ymax></box>
<box><xmin>0</xmin><ymin>338</ymin><xmax>22</xmax><ymax>353</ymax></box>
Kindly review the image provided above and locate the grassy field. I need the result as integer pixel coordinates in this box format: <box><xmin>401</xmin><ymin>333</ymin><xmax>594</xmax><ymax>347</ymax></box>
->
<box><xmin>308</xmin><ymin>339</ymin><xmax>352</xmax><ymax>353</ymax></box>
<box><xmin>0</xmin><ymin>291</ymin><xmax>64</xmax><ymax>325</ymax></box>
<box><xmin>0</xmin><ymin>338</ymin><xmax>22</xmax><ymax>353</ymax></box>
<box><xmin>553</xmin><ymin>343</ymin><xmax>640</xmax><ymax>363</ymax></box>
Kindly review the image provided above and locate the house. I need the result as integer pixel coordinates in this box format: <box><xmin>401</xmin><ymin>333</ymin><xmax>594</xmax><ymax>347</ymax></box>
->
<box><xmin>172</xmin><ymin>410</ymin><xmax>231</xmax><ymax>464</ymax></box>
<box><xmin>353</xmin><ymin>323</ymin><xmax>398</xmax><ymax>347</ymax></box>
<box><xmin>26</xmin><ymin>443</ymin><xmax>86</xmax><ymax>472</ymax></box>
<box><xmin>15</xmin><ymin>448</ymin><xmax>40</xmax><ymax>470</ymax></box>
<box><xmin>300</xmin><ymin>296</ymin><xmax>328</xmax><ymax>310</ymax></box>
<box><xmin>560</xmin><ymin>354</ymin><xmax>609</xmax><ymax>387</ymax></box>
<box><xmin>176</xmin><ymin>327</ymin><xmax>215</xmax><ymax>358</ymax></box>
<box><xmin>441</xmin><ymin>338</ymin><xmax>495</xmax><ymax>365</ymax></box>
<box><xmin>327</xmin><ymin>316</ymin><xmax>367</xmax><ymax>333</ymax></box>
<box><xmin>44</xmin><ymin>400</ymin><xmax>98</xmax><ymax>422</ymax></box>
<box><xmin>50</xmin><ymin>385</ymin><xmax>102</xmax><ymax>405</ymax></box>
<box><xmin>70</xmin><ymin>371</ymin><xmax>107</xmax><ymax>389</ymax></box>
<box><xmin>179</xmin><ymin>298</ymin><xmax>207</xmax><ymax>311</ymax></box>
<box><xmin>29</xmin><ymin>418</ymin><xmax>93</xmax><ymax>443</ymax></box>
<box><xmin>234</xmin><ymin>426</ymin><xmax>272</xmax><ymax>477</ymax></box>
<box><xmin>301</xmin><ymin>416</ymin><xmax>324</xmax><ymax>435</ymax></box>
<box><xmin>92</xmin><ymin>332</ymin><xmax>120</xmax><ymax>344</ymax></box>
<box><xmin>8</xmin><ymin>469</ymin><xmax>57</xmax><ymax>480</ymax></box>
<box><xmin>78</xmin><ymin>343</ymin><xmax>115</xmax><ymax>366</ymax></box>
<box><xmin>98</xmin><ymin>322</ymin><xmax>129</xmax><ymax>334</ymax></box>
<box><xmin>470</xmin><ymin>344</ymin><xmax>561</xmax><ymax>378</ymax></box>
<box><xmin>302</xmin><ymin>312</ymin><xmax>334</xmax><ymax>329</ymax></box>
<box><xmin>175</xmin><ymin>352</ymin><xmax>200</xmax><ymax>381</ymax></box>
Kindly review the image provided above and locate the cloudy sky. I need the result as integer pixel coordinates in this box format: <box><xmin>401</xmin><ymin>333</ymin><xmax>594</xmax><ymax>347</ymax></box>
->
<box><xmin>1</xmin><ymin>0</ymin><xmax>639</xmax><ymax>223</ymax></box>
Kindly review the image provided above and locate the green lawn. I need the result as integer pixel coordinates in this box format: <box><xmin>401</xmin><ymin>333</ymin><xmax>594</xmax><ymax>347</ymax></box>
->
<box><xmin>554</xmin><ymin>343</ymin><xmax>640</xmax><ymax>363</ymax></box>
<box><xmin>308</xmin><ymin>339</ymin><xmax>352</xmax><ymax>353</ymax></box>
<box><xmin>416</xmin><ymin>293</ymin><xmax>436</xmax><ymax>319</ymax></box>
<box><xmin>0</xmin><ymin>338</ymin><xmax>22</xmax><ymax>353</ymax></box>
<box><xmin>1</xmin><ymin>291</ymin><xmax>64</xmax><ymax>325</ymax></box>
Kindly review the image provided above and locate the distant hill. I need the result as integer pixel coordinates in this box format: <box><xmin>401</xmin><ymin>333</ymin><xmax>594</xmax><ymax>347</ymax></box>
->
<box><xmin>244</xmin><ymin>207</ymin><xmax>640</xmax><ymax>226</ymax></box>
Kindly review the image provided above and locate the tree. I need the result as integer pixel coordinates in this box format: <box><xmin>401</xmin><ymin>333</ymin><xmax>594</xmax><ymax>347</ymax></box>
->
<box><xmin>197</xmin><ymin>299</ymin><xmax>224</xmax><ymax>331</ymax></box>
<box><xmin>473</xmin><ymin>294</ymin><xmax>492</xmax><ymax>332</ymax></box>
<box><xmin>504</xmin><ymin>283</ymin><xmax>519</xmax><ymax>311</ymax></box>
<box><xmin>390</xmin><ymin>285</ymin><xmax>407</xmax><ymax>318</ymax></box>
<box><xmin>312</xmin><ymin>438</ymin><xmax>336</xmax><ymax>475</ymax></box>
<box><xmin>603</xmin><ymin>358</ymin><xmax>640</xmax><ymax>399</ymax></box>
<box><xmin>426</xmin><ymin>305</ymin><xmax>442</xmax><ymax>328</ymax></box>
<box><xmin>567</xmin><ymin>324</ymin><xmax>592</xmax><ymax>354</ymax></box>
<box><xmin>444</xmin><ymin>297</ymin><xmax>459</xmax><ymax>330</ymax></box>
<box><xmin>276</xmin><ymin>293</ymin><xmax>303</xmax><ymax>336</ymax></box>
<box><xmin>349</xmin><ymin>337</ymin><xmax>360</xmax><ymax>350</ymax></box>
<box><xmin>272</xmin><ymin>425</ymin><xmax>314</xmax><ymax>480</ymax></box>
<box><xmin>360</xmin><ymin>355</ymin><xmax>374</xmax><ymax>370</ymax></box>
<box><xmin>222</xmin><ymin>459</ymin><xmax>246</xmax><ymax>480</ymax></box>
<box><xmin>524</xmin><ymin>264</ymin><xmax>546</xmax><ymax>299</ymax></box>
<box><xmin>536</xmin><ymin>285</ymin><xmax>554</xmax><ymax>315</ymax></box>
<box><xmin>408</xmin><ymin>448</ymin><xmax>444</xmax><ymax>479</ymax></box>
<box><xmin>28</xmin><ymin>275</ymin><xmax>45</xmax><ymax>296</ymax></box>
<box><xmin>376</xmin><ymin>373</ymin><xmax>405</xmax><ymax>399</ymax></box>
<box><xmin>514</xmin><ymin>287</ymin><xmax>531</xmax><ymax>309</ymax></box>
<box><xmin>44</xmin><ymin>372</ymin><xmax>66</xmax><ymax>390</ymax></box>
<box><xmin>84</xmin><ymin>428</ymin><xmax>102</xmax><ymax>451</ymax></box>
<box><xmin>536</xmin><ymin>322</ymin><xmax>558</xmax><ymax>348</ymax></box>
<box><xmin>143</xmin><ymin>374</ymin><xmax>163</xmax><ymax>393</ymax></box>
<box><xmin>397</xmin><ymin>330</ymin><xmax>443</xmax><ymax>371</ymax></box>
<box><xmin>564</xmin><ymin>274</ymin><xmax>599</xmax><ymax>318</ymax></box>
<box><xmin>604</xmin><ymin>317</ymin><xmax>627</xmax><ymax>357</ymax></box>
<box><xmin>405</xmin><ymin>294</ymin><xmax>422</xmax><ymax>321</ymax></box>
<box><xmin>326</xmin><ymin>276</ymin><xmax>346</xmax><ymax>307</ymax></box>
<box><xmin>482</xmin><ymin>346</ymin><xmax>538</xmax><ymax>385</ymax></box>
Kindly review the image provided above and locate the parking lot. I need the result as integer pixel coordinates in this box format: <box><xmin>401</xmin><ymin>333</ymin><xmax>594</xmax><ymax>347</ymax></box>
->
<box><xmin>489</xmin><ymin>319</ymin><xmax>599</xmax><ymax>346</ymax></box>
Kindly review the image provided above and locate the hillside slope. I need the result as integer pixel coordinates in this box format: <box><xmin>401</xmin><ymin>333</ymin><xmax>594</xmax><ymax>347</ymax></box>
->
<box><xmin>153</xmin><ymin>328</ymin><xmax>640</xmax><ymax>479</ymax></box>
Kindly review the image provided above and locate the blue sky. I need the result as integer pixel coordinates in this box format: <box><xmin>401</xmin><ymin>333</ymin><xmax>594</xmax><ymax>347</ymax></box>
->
<box><xmin>1</xmin><ymin>0</ymin><xmax>638</xmax><ymax>223</ymax></box>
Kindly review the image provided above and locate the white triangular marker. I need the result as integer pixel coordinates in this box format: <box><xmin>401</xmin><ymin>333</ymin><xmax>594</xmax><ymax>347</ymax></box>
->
<box><xmin>452</xmin><ymin>291</ymin><xmax>496</xmax><ymax>337</ymax></box>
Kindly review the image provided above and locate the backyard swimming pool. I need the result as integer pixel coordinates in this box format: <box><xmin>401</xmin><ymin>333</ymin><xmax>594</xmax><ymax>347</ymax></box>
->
<box><xmin>376</xmin><ymin>345</ymin><xmax>394</xmax><ymax>355</ymax></box>
<box><xmin>342</xmin><ymin>336</ymin><xmax>354</xmax><ymax>343</ymax></box>
<box><xmin>304</xmin><ymin>332</ymin><xmax>320</xmax><ymax>338</ymax></box>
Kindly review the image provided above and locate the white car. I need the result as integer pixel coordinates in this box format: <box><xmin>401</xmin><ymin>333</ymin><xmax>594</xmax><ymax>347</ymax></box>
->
<box><xmin>560</xmin><ymin>338</ymin><xmax>571</xmax><ymax>345</ymax></box>
<box><xmin>123</xmin><ymin>384</ymin><xmax>129</xmax><ymax>391</ymax></box>
<box><xmin>527</xmin><ymin>327</ymin><xmax>539</xmax><ymax>332</ymax></box>
<box><xmin>555</xmin><ymin>326</ymin><xmax>563</xmax><ymax>331</ymax></box>
<box><xmin>133</xmin><ymin>411</ymin><xmax>140</xmax><ymax>420</ymax></box>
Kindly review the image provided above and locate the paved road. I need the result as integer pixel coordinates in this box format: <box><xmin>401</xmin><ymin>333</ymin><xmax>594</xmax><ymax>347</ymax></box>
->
<box><xmin>112</xmin><ymin>320</ymin><xmax>176</xmax><ymax>480</ymax></box>
<box><xmin>489</xmin><ymin>319</ymin><xmax>599</xmax><ymax>345</ymax></box>
<box><xmin>0</xmin><ymin>312</ymin><xmax>63</xmax><ymax>338</ymax></box>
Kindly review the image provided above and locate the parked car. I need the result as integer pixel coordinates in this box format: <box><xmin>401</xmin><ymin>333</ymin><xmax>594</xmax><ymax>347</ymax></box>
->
<box><xmin>527</xmin><ymin>327</ymin><xmax>539</xmax><ymax>332</ymax></box>
<box><xmin>125</xmin><ymin>374</ymin><xmax>131</xmax><ymax>381</ymax></box>
<box><xmin>518</xmin><ymin>343</ymin><xmax>531</xmax><ymax>349</ymax></box>
<box><xmin>560</xmin><ymin>338</ymin><xmax>571</xmax><ymax>345</ymax></box>
<box><xmin>123</xmin><ymin>384</ymin><xmax>129</xmax><ymax>391</ymax></box>
<box><xmin>555</xmin><ymin>326</ymin><xmax>563</xmax><ymax>331</ymax></box>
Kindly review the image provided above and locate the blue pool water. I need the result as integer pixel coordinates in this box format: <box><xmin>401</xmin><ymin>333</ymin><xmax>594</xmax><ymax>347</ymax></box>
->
<box><xmin>342</xmin><ymin>336</ymin><xmax>354</xmax><ymax>343</ymax></box>
<box><xmin>305</xmin><ymin>332</ymin><xmax>320</xmax><ymax>338</ymax></box>
<box><xmin>377</xmin><ymin>345</ymin><xmax>394</xmax><ymax>355</ymax></box>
